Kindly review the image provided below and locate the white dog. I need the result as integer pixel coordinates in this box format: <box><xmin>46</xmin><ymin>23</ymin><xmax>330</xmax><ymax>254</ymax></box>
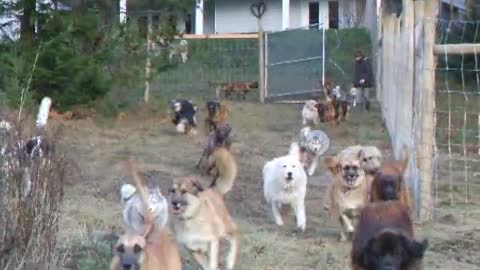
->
<box><xmin>263</xmin><ymin>142</ymin><xmax>307</xmax><ymax>231</ymax></box>
<box><xmin>120</xmin><ymin>183</ymin><xmax>169</xmax><ymax>234</ymax></box>
<box><xmin>301</xmin><ymin>100</ymin><xmax>319</xmax><ymax>126</ymax></box>
<box><xmin>299</xmin><ymin>126</ymin><xmax>330</xmax><ymax>176</ymax></box>
<box><xmin>169</xmin><ymin>39</ymin><xmax>189</xmax><ymax>64</ymax></box>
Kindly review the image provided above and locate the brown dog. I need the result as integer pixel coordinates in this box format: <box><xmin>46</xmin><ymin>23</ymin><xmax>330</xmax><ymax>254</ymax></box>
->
<box><xmin>204</xmin><ymin>100</ymin><xmax>229</xmax><ymax>135</ymax></box>
<box><xmin>111</xmin><ymin>159</ymin><xmax>182</xmax><ymax>270</ymax></box>
<box><xmin>316</xmin><ymin>98</ymin><xmax>337</xmax><ymax>125</ymax></box>
<box><xmin>169</xmin><ymin>177</ymin><xmax>239</xmax><ymax>270</ymax></box>
<box><xmin>211</xmin><ymin>81</ymin><xmax>258</xmax><ymax>100</ymax></box>
<box><xmin>370</xmin><ymin>146</ymin><xmax>412</xmax><ymax>212</ymax></box>
<box><xmin>325</xmin><ymin>148</ymin><xmax>370</xmax><ymax>241</ymax></box>
<box><xmin>196</xmin><ymin>122</ymin><xmax>232</xmax><ymax>174</ymax></box>
<box><xmin>351</xmin><ymin>201</ymin><xmax>429</xmax><ymax>270</ymax></box>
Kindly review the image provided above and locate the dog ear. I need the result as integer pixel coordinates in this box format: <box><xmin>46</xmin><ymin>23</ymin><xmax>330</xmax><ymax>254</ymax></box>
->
<box><xmin>357</xmin><ymin>149</ymin><xmax>365</xmax><ymax>162</ymax></box>
<box><xmin>400</xmin><ymin>235</ymin><xmax>429</xmax><ymax>259</ymax></box>
<box><xmin>190</xmin><ymin>178</ymin><xmax>204</xmax><ymax>195</ymax></box>
<box><xmin>324</xmin><ymin>156</ymin><xmax>338</xmax><ymax>173</ymax></box>
<box><xmin>288</xmin><ymin>142</ymin><xmax>301</xmax><ymax>161</ymax></box>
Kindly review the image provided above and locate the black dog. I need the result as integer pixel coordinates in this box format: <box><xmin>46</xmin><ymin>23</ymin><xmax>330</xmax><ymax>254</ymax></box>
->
<box><xmin>205</xmin><ymin>100</ymin><xmax>220</xmax><ymax>134</ymax></box>
<box><xmin>171</xmin><ymin>99</ymin><xmax>198</xmax><ymax>132</ymax></box>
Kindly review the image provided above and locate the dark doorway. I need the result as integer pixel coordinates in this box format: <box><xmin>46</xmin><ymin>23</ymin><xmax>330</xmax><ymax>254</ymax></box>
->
<box><xmin>309</xmin><ymin>2</ymin><xmax>319</xmax><ymax>29</ymax></box>
<box><xmin>328</xmin><ymin>1</ymin><xmax>339</xmax><ymax>29</ymax></box>
<box><xmin>185</xmin><ymin>14</ymin><xmax>192</xmax><ymax>34</ymax></box>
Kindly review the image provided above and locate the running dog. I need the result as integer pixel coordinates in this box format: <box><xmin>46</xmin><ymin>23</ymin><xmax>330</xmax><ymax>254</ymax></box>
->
<box><xmin>301</xmin><ymin>100</ymin><xmax>319</xmax><ymax>126</ymax></box>
<box><xmin>204</xmin><ymin>100</ymin><xmax>229</xmax><ymax>135</ymax></box>
<box><xmin>169</xmin><ymin>177</ymin><xmax>239</xmax><ymax>270</ymax></box>
<box><xmin>120</xmin><ymin>183</ymin><xmax>169</xmax><ymax>235</ymax></box>
<box><xmin>196</xmin><ymin>122</ymin><xmax>233</xmax><ymax>175</ymax></box>
<box><xmin>170</xmin><ymin>99</ymin><xmax>198</xmax><ymax>135</ymax></box>
<box><xmin>299</xmin><ymin>126</ymin><xmax>330</xmax><ymax>176</ymax></box>
<box><xmin>263</xmin><ymin>142</ymin><xmax>307</xmax><ymax>232</ymax></box>
<box><xmin>351</xmin><ymin>201</ymin><xmax>429</xmax><ymax>270</ymax></box>
<box><xmin>325</xmin><ymin>148</ymin><xmax>369</xmax><ymax>241</ymax></box>
<box><xmin>111</xmin><ymin>159</ymin><xmax>182</xmax><ymax>270</ymax></box>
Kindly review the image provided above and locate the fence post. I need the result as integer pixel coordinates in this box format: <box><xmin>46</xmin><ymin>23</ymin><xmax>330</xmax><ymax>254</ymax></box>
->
<box><xmin>418</xmin><ymin>0</ymin><xmax>439</xmax><ymax>223</ymax></box>
<box><xmin>258</xmin><ymin>19</ymin><xmax>265</xmax><ymax>103</ymax></box>
<box><xmin>144</xmin><ymin>11</ymin><xmax>152</xmax><ymax>104</ymax></box>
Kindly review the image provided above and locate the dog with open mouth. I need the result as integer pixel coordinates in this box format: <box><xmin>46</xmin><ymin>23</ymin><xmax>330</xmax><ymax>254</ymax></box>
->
<box><xmin>263</xmin><ymin>142</ymin><xmax>308</xmax><ymax>232</ymax></box>
<box><xmin>168</xmin><ymin>177</ymin><xmax>239</xmax><ymax>270</ymax></box>
<box><xmin>325</xmin><ymin>148</ymin><xmax>370</xmax><ymax>241</ymax></box>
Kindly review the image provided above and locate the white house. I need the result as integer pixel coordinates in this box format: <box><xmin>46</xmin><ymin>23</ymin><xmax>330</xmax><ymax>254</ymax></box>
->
<box><xmin>185</xmin><ymin>0</ymin><xmax>371</xmax><ymax>34</ymax></box>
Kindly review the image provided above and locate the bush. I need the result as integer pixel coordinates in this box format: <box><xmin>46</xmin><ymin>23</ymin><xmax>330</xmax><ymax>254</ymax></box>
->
<box><xmin>0</xmin><ymin>119</ymin><xmax>66</xmax><ymax>269</ymax></box>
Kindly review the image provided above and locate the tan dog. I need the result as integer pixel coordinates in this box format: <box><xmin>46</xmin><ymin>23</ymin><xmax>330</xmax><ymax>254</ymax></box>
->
<box><xmin>169</xmin><ymin>177</ymin><xmax>239</xmax><ymax>270</ymax></box>
<box><xmin>339</xmin><ymin>145</ymin><xmax>383</xmax><ymax>189</ymax></box>
<box><xmin>325</xmin><ymin>149</ymin><xmax>369</xmax><ymax>242</ymax></box>
<box><xmin>206</xmin><ymin>147</ymin><xmax>238</xmax><ymax>195</ymax></box>
<box><xmin>111</xmin><ymin>159</ymin><xmax>182</xmax><ymax>270</ymax></box>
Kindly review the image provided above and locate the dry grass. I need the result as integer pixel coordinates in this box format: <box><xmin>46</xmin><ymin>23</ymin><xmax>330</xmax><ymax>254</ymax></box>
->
<box><xmin>0</xmin><ymin>118</ymin><xmax>66</xmax><ymax>270</ymax></box>
<box><xmin>40</xmin><ymin>101</ymin><xmax>480</xmax><ymax>270</ymax></box>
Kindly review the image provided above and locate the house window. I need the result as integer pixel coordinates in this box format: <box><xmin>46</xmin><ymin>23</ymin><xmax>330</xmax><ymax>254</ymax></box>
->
<box><xmin>185</xmin><ymin>14</ymin><xmax>192</xmax><ymax>34</ymax></box>
<box><xmin>328</xmin><ymin>1</ymin><xmax>339</xmax><ymax>29</ymax></box>
<box><xmin>309</xmin><ymin>2</ymin><xmax>319</xmax><ymax>29</ymax></box>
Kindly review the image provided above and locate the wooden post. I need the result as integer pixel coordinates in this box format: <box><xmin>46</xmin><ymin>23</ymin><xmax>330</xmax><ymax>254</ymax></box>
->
<box><xmin>258</xmin><ymin>18</ymin><xmax>265</xmax><ymax>103</ymax></box>
<box><xmin>144</xmin><ymin>12</ymin><xmax>152</xmax><ymax>104</ymax></box>
<box><xmin>418</xmin><ymin>0</ymin><xmax>439</xmax><ymax>223</ymax></box>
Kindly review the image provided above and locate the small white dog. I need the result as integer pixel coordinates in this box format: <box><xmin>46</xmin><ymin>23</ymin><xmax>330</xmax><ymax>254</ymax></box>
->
<box><xmin>120</xmin><ymin>183</ymin><xmax>169</xmax><ymax>234</ymax></box>
<box><xmin>299</xmin><ymin>126</ymin><xmax>330</xmax><ymax>176</ymax></box>
<box><xmin>301</xmin><ymin>100</ymin><xmax>319</xmax><ymax>126</ymax></box>
<box><xmin>263</xmin><ymin>142</ymin><xmax>307</xmax><ymax>232</ymax></box>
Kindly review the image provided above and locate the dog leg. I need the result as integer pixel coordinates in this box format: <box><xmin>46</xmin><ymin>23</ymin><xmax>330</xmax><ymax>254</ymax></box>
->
<box><xmin>292</xmin><ymin>199</ymin><xmax>306</xmax><ymax>232</ymax></box>
<box><xmin>196</xmin><ymin>151</ymin><xmax>207</xmax><ymax>169</ymax></box>
<box><xmin>209</xmin><ymin>239</ymin><xmax>220</xmax><ymax>270</ymax></box>
<box><xmin>192</xmin><ymin>250</ymin><xmax>210</xmax><ymax>270</ymax></box>
<box><xmin>341</xmin><ymin>214</ymin><xmax>355</xmax><ymax>234</ymax></box>
<box><xmin>307</xmin><ymin>155</ymin><xmax>319</xmax><ymax>176</ymax></box>
<box><xmin>271</xmin><ymin>201</ymin><xmax>284</xmax><ymax>226</ymax></box>
<box><xmin>226</xmin><ymin>231</ymin><xmax>239</xmax><ymax>270</ymax></box>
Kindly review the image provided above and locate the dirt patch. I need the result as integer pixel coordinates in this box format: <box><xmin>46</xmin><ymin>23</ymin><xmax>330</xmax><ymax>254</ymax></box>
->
<box><xmin>431</xmin><ymin>230</ymin><xmax>480</xmax><ymax>265</ymax></box>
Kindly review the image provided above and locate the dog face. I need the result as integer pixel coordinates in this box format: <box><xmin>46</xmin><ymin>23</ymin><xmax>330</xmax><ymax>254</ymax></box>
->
<box><xmin>358</xmin><ymin>229</ymin><xmax>429</xmax><ymax>270</ymax></box>
<box><xmin>304</xmin><ymin>100</ymin><xmax>318</xmax><ymax>111</ymax></box>
<box><xmin>326</xmin><ymin>150</ymin><xmax>365</xmax><ymax>189</ymax></box>
<box><xmin>272</xmin><ymin>143</ymin><xmax>305</xmax><ymax>188</ymax></box>
<box><xmin>114</xmin><ymin>234</ymin><xmax>147</xmax><ymax>270</ymax></box>
<box><xmin>360</xmin><ymin>146</ymin><xmax>383</xmax><ymax>174</ymax></box>
<box><xmin>169</xmin><ymin>177</ymin><xmax>204</xmax><ymax>217</ymax></box>
<box><xmin>206</xmin><ymin>101</ymin><xmax>218</xmax><ymax>118</ymax></box>
<box><xmin>173</xmin><ymin>102</ymin><xmax>182</xmax><ymax>113</ymax></box>
<box><xmin>373</xmin><ymin>172</ymin><xmax>402</xmax><ymax>201</ymax></box>
<box><xmin>214</xmin><ymin>122</ymin><xmax>232</xmax><ymax>143</ymax></box>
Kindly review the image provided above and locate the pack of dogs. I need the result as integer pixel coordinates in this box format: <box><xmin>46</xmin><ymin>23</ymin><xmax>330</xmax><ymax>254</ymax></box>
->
<box><xmin>0</xmin><ymin>93</ymin><xmax>429</xmax><ymax>269</ymax></box>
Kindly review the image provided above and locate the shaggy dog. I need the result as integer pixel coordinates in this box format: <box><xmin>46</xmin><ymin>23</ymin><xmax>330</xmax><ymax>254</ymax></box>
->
<box><xmin>371</xmin><ymin>146</ymin><xmax>413</xmax><ymax>212</ymax></box>
<box><xmin>315</xmin><ymin>98</ymin><xmax>336</xmax><ymax>125</ymax></box>
<box><xmin>298</xmin><ymin>126</ymin><xmax>330</xmax><ymax>176</ymax></box>
<box><xmin>210</xmin><ymin>81</ymin><xmax>259</xmax><ymax>100</ymax></box>
<box><xmin>196</xmin><ymin>122</ymin><xmax>233</xmax><ymax>174</ymax></box>
<box><xmin>120</xmin><ymin>183</ymin><xmax>169</xmax><ymax>235</ymax></box>
<box><xmin>263</xmin><ymin>142</ymin><xmax>307</xmax><ymax>232</ymax></box>
<box><xmin>301</xmin><ymin>100</ymin><xmax>319</xmax><ymax>126</ymax></box>
<box><xmin>111</xmin><ymin>159</ymin><xmax>181</xmax><ymax>270</ymax></box>
<box><xmin>351</xmin><ymin>201</ymin><xmax>429</xmax><ymax>270</ymax></box>
<box><xmin>169</xmin><ymin>177</ymin><xmax>239</xmax><ymax>270</ymax></box>
<box><xmin>170</xmin><ymin>99</ymin><xmax>198</xmax><ymax>135</ymax></box>
<box><xmin>325</xmin><ymin>148</ymin><xmax>369</xmax><ymax>241</ymax></box>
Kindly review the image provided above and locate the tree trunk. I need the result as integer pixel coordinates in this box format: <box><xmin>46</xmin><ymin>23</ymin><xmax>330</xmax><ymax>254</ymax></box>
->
<box><xmin>20</xmin><ymin>0</ymin><xmax>36</xmax><ymax>43</ymax></box>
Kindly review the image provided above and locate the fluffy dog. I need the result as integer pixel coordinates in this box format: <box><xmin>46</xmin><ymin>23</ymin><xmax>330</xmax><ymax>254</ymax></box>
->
<box><xmin>371</xmin><ymin>146</ymin><xmax>412</xmax><ymax>212</ymax></box>
<box><xmin>196</xmin><ymin>122</ymin><xmax>233</xmax><ymax>174</ymax></box>
<box><xmin>263</xmin><ymin>142</ymin><xmax>307</xmax><ymax>231</ymax></box>
<box><xmin>111</xmin><ymin>159</ymin><xmax>182</xmax><ymax>270</ymax></box>
<box><xmin>120</xmin><ymin>183</ymin><xmax>169</xmax><ymax>235</ymax></box>
<box><xmin>204</xmin><ymin>100</ymin><xmax>229</xmax><ymax>135</ymax></box>
<box><xmin>169</xmin><ymin>177</ymin><xmax>239</xmax><ymax>270</ymax></box>
<box><xmin>302</xmin><ymin>100</ymin><xmax>319</xmax><ymax>126</ymax></box>
<box><xmin>299</xmin><ymin>126</ymin><xmax>330</xmax><ymax>176</ymax></box>
<box><xmin>325</xmin><ymin>149</ymin><xmax>369</xmax><ymax>241</ymax></box>
<box><xmin>170</xmin><ymin>99</ymin><xmax>198</xmax><ymax>135</ymax></box>
<box><xmin>351</xmin><ymin>201</ymin><xmax>429</xmax><ymax>270</ymax></box>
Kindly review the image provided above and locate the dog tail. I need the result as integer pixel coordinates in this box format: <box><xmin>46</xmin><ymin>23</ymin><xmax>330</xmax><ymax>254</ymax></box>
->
<box><xmin>210</xmin><ymin>147</ymin><xmax>237</xmax><ymax>195</ymax></box>
<box><xmin>36</xmin><ymin>97</ymin><xmax>52</xmax><ymax>130</ymax></box>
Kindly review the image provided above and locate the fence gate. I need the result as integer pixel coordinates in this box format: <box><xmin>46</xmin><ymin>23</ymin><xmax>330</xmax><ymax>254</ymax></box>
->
<box><xmin>265</xmin><ymin>27</ymin><xmax>325</xmax><ymax>100</ymax></box>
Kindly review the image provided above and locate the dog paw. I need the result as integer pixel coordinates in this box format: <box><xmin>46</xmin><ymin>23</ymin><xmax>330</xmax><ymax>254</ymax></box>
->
<box><xmin>274</xmin><ymin>219</ymin><xmax>284</xmax><ymax>226</ymax></box>
<box><xmin>339</xmin><ymin>232</ymin><xmax>348</xmax><ymax>242</ymax></box>
<box><xmin>297</xmin><ymin>223</ymin><xmax>306</xmax><ymax>232</ymax></box>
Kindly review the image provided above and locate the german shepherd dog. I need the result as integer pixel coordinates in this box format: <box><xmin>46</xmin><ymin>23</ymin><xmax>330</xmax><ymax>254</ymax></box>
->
<box><xmin>204</xmin><ymin>100</ymin><xmax>229</xmax><ymax>135</ymax></box>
